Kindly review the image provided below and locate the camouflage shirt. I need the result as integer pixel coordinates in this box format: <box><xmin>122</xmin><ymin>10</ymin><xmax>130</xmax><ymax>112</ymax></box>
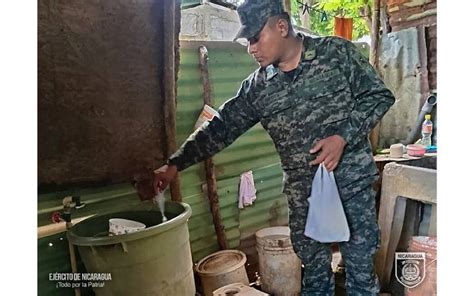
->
<box><xmin>169</xmin><ymin>34</ymin><xmax>395</xmax><ymax>193</ymax></box>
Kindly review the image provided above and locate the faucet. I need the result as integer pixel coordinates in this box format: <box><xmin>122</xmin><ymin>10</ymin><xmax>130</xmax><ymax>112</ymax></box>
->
<box><xmin>51</xmin><ymin>196</ymin><xmax>85</xmax><ymax>224</ymax></box>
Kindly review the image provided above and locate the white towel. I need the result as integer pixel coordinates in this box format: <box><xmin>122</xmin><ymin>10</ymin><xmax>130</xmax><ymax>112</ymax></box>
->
<box><xmin>239</xmin><ymin>171</ymin><xmax>257</xmax><ymax>209</ymax></box>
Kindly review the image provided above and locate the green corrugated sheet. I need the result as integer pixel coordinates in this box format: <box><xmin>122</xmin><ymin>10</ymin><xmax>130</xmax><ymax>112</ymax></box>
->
<box><xmin>178</xmin><ymin>41</ymin><xmax>288</xmax><ymax>262</ymax></box>
<box><xmin>181</xmin><ymin>0</ymin><xmax>201</xmax><ymax>9</ymax></box>
<box><xmin>38</xmin><ymin>232</ymin><xmax>94</xmax><ymax>296</ymax></box>
<box><xmin>38</xmin><ymin>183</ymin><xmax>142</xmax><ymax>226</ymax></box>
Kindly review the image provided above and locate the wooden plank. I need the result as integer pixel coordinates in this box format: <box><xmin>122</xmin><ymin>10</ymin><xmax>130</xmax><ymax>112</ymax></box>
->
<box><xmin>369</xmin><ymin>0</ymin><xmax>382</xmax><ymax>152</ymax></box>
<box><xmin>397</xmin><ymin>199</ymin><xmax>421</xmax><ymax>250</ymax></box>
<box><xmin>382</xmin><ymin>196</ymin><xmax>407</xmax><ymax>289</ymax></box>
<box><xmin>199</xmin><ymin>45</ymin><xmax>228</xmax><ymax>250</ymax></box>
<box><xmin>428</xmin><ymin>204</ymin><xmax>437</xmax><ymax>236</ymax></box>
<box><xmin>164</xmin><ymin>0</ymin><xmax>183</xmax><ymax>202</ymax></box>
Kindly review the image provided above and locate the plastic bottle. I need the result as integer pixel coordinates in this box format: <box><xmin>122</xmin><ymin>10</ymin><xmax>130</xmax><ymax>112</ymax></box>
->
<box><xmin>420</xmin><ymin>114</ymin><xmax>433</xmax><ymax>147</ymax></box>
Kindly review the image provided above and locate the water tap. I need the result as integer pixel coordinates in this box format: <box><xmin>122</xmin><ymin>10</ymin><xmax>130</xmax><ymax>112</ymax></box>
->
<box><xmin>51</xmin><ymin>196</ymin><xmax>85</xmax><ymax>223</ymax></box>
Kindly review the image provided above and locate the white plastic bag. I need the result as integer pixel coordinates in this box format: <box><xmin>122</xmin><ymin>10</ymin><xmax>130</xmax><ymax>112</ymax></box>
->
<box><xmin>304</xmin><ymin>163</ymin><xmax>350</xmax><ymax>242</ymax></box>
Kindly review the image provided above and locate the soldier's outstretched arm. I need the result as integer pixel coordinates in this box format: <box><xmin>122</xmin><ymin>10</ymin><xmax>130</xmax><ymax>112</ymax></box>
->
<box><xmin>166</xmin><ymin>78</ymin><xmax>261</xmax><ymax>173</ymax></box>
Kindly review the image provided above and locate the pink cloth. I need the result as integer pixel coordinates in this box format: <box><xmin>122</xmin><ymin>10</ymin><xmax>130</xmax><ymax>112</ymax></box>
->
<box><xmin>239</xmin><ymin>171</ymin><xmax>257</xmax><ymax>209</ymax></box>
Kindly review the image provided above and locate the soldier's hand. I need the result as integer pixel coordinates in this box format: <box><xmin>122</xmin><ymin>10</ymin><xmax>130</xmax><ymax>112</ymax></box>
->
<box><xmin>309</xmin><ymin>135</ymin><xmax>347</xmax><ymax>172</ymax></box>
<box><xmin>153</xmin><ymin>164</ymin><xmax>178</xmax><ymax>193</ymax></box>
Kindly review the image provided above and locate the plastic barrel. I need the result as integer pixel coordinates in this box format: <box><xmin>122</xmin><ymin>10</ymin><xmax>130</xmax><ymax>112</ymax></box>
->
<box><xmin>67</xmin><ymin>201</ymin><xmax>195</xmax><ymax>296</ymax></box>
<box><xmin>195</xmin><ymin>250</ymin><xmax>249</xmax><ymax>296</ymax></box>
<box><xmin>255</xmin><ymin>226</ymin><xmax>301</xmax><ymax>296</ymax></box>
<box><xmin>405</xmin><ymin>236</ymin><xmax>437</xmax><ymax>296</ymax></box>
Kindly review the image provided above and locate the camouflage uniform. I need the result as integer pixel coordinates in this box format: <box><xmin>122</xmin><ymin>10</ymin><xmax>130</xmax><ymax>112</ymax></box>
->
<box><xmin>169</xmin><ymin>1</ymin><xmax>395</xmax><ymax>295</ymax></box>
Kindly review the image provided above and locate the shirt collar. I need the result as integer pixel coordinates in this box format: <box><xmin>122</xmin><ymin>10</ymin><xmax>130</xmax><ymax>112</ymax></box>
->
<box><xmin>300</xmin><ymin>33</ymin><xmax>317</xmax><ymax>61</ymax></box>
<box><xmin>263</xmin><ymin>33</ymin><xmax>316</xmax><ymax>81</ymax></box>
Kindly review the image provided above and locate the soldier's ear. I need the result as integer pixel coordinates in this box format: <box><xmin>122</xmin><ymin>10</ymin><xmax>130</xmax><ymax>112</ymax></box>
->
<box><xmin>277</xmin><ymin>19</ymin><xmax>289</xmax><ymax>37</ymax></box>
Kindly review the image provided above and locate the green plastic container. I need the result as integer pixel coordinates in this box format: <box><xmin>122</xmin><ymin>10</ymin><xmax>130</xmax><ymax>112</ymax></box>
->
<box><xmin>67</xmin><ymin>201</ymin><xmax>195</xmax><ymax>296</ymax></box>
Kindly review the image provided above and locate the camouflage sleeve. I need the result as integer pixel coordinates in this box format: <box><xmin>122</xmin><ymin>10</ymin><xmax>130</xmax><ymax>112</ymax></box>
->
<box><xmin>336</xmin><ymin>39</ymin><xmax>395</xmax><ymax>144</ymax></box>
<box><xmin>168</xmin><ymin>78</ymin><xmax>261</xmax><ymax>171</ymax></box>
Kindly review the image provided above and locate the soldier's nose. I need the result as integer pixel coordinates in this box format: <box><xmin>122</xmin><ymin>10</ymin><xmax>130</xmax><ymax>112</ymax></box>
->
<box><xmin>248</xmin><ymin>43</ymin><xmax>257</xmax><ymax>55</ymax></box>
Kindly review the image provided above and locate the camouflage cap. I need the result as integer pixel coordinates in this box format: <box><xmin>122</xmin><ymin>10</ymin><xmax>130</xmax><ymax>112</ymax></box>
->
<box><xmin>234</xmin><ymin>0</ymin><xmax>284</xmax><ymax>41</ymax></box>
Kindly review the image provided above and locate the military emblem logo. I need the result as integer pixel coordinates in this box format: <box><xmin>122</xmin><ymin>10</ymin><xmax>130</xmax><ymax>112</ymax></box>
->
<box><xmin>395</xmin><ymin>252</ymin><xmax>425</xmax><ymax>288</ymax></box>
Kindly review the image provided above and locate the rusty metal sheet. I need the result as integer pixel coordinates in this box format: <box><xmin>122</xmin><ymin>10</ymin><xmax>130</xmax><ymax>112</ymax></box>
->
<box><xmin>378</xmin><ymin>28</ymin><xmax>424</xmax><ymax>147</ymax></box>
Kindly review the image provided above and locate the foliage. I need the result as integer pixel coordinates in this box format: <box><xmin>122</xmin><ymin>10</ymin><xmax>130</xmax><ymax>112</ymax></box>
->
<box><xmin>291</xmin><ymin>0</ymin><xmax>372</xmax><ymax>40</ymax></box>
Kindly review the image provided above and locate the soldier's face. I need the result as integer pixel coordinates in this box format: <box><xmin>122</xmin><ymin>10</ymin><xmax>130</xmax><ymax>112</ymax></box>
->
<box><xmin>247</xmin><ymin>21</ymin><xmax>283</xmax><ymax>68</ymax></box>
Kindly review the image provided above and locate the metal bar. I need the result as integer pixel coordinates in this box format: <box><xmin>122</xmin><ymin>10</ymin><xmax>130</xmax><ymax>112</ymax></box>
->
<box><xmin>198</xmin><ymin>45</ymin><xmax>228</xmax><ymax>250</ymax></box>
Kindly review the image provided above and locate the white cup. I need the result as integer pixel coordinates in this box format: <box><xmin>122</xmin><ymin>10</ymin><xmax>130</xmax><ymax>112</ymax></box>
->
<box><xmin>389</xmin><ymin>143</ymin><xmax>404</xmax><ymax>158</ymax></box>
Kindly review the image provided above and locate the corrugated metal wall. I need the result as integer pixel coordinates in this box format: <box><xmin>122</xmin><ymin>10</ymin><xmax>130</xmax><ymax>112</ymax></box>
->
<box><xmin>177</xmin><ymin>41</ymin><xmax>288</xmax><ymax>262</ymax></box>
<box><xmin>377</xmin><ymin>28</ymin><xmax>423</xmax><ymax>147</ymax></box>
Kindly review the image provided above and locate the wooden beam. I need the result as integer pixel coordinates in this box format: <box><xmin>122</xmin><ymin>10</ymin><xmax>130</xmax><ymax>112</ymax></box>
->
<box><xmin>369</xmin><ymin>0</ymin><xmax>382</xmax><ymax>153</ymax></box>
<box><xmin>283</xmin><ymin>0</ymin><xmax>291</xmax><ymax>14</ymax></box>
<box><xmin>163</xmin><ymin>0</ymin><xmax>182</xmax><ymax>202</ymax></box>
<box><xmin>198</xmin><ymin>45</ymin><xmax>228</xmax><ymax>250</ymax></box>
<box><xmin>369</xmin><ymin>0</ymin><xmax>381</xmax><ymax>67</ymax></box>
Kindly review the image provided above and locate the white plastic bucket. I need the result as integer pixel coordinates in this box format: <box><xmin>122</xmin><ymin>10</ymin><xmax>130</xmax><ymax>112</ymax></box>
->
<box><xmin>255</xmin><ymin>226</ymin><xmax>301</xmax><ymax>296</ymax></box>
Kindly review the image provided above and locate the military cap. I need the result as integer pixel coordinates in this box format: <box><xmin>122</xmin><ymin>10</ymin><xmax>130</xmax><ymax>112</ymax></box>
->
<box><xmin>234</xmin><ymin>0</ymin><xmax>284</xmax><ymax>41</ymax></box>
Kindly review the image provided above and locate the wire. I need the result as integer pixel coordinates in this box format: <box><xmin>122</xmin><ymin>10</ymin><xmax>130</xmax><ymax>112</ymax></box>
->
<box><xmin>296</xmin><ymin>1</ymin><xmax>370</xmax><ymax>19</ymax></box>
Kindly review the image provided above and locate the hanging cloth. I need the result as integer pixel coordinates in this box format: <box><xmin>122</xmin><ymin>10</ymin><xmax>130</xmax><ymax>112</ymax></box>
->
<box><xmin>238</xmin><ymin>171</ymin><xmax>257</xmax><ymax>209</ymax></box>
<box><xmin>334</xmin><ymin>17</ymin><xmax>353</xmax><ymax>41</ymax></box>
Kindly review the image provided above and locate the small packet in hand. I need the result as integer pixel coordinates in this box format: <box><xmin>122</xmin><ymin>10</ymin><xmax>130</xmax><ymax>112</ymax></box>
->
<box><xmin>304</xmin><ymin>163</ymin><xmax>350</xmax><ymax>243</ymax></box>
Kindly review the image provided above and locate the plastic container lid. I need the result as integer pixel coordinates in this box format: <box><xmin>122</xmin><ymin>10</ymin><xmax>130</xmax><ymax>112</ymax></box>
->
<box><xmin>425</xmin><ymin>114</ymin><xmax>431</xmax><ymax>120</ymax></box>
<box><xmin>255</xmin><ymin>226</ymin><xmax>293</xmax><ymax>249</ymax></box>
<box><xmin>196</xmin><ymin>250</ymin><xmax>247</xmax><ymax>276</ymax></box>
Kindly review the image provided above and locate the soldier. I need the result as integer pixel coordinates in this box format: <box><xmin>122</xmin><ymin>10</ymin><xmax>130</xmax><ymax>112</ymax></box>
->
<box><xmin>154</xmin><ymin>0</ymin><xmax>395</xmax><ymax>295</ymax></box>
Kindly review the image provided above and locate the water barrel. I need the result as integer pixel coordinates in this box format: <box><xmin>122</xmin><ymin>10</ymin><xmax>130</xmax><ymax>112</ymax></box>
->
<box><xmin>255</xmin><ymin>226</ymin><xmax>301</xmax><ymax>296</ymax></box>
<box><xmin>195</xmin><ymin>250</ymin><xmax>249</xmax><ymax>296</ymax></box>
<box><xmin>405</xmin><ymin>236</ymin><xmax>437</xmax><ymax>296</ymax></box>
<box><xmin>67</xmin><ymin>201</ymin><xmax>195</xmax><ymax>296</ymax></box>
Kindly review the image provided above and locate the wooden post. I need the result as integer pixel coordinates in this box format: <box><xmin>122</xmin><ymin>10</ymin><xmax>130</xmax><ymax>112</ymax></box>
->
<box><xmin>369</xmin><ymin>0</ymin><xmax>381</xmax><ymax>67</ymax></box>
<box><xmin>283</xmin><ymin>0</ymin><xmax>291</xmax><ymax>14</ymax></box>
<box><xmin>198</xmin><ymin>45</ymin><xmax>228</xmax><ymax>250</ymax></box>
<box><xmin>163</xmin><ymin>0</ymin><xmax>182</xmax><ymax>201</ymax></box>
<box><xmin>369</xmin><ymin>0</ymin><xmax>382</xmax><ymax>153</ymax></box>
